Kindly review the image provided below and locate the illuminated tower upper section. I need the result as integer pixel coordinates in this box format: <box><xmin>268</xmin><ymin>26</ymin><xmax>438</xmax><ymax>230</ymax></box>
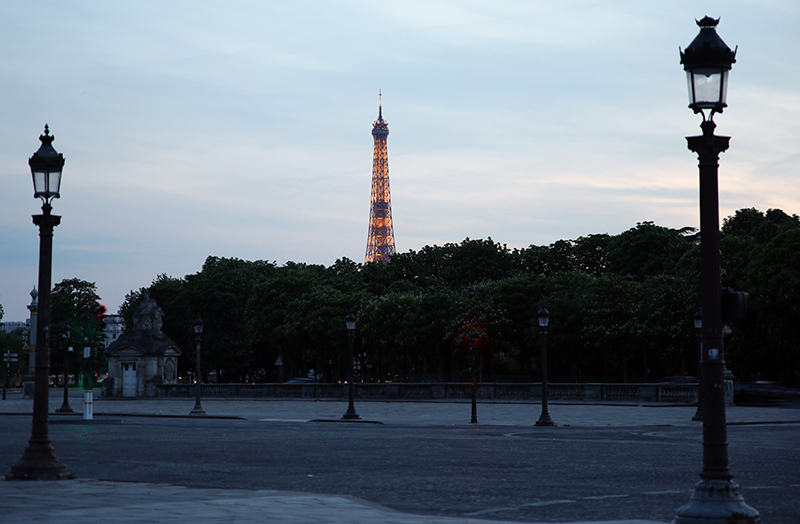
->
<box><xmin>365</xmin><ymin>96</ymin><xmax>396</xmax><ymax>264</ymax></box>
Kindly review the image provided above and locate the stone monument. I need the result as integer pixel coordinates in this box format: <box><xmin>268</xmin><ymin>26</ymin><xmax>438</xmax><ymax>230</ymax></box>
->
<box><xmin>104</xmin><ymin>291</ymin><xmax>181</xmax><ymax>397</ymax></box>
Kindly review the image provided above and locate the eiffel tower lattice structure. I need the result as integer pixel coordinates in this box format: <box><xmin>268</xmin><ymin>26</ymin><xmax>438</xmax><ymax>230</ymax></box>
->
<box><xmin>364</xmin><ymin>96</ymin><xmax>396</xmax><ymax>264</ymax></box>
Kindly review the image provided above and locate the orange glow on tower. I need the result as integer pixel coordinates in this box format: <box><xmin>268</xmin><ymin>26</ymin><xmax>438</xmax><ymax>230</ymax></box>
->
<box><xmin>365</xmin><ymin>95</ymin><xmax>396</xmax><ymax>264</ymax></box>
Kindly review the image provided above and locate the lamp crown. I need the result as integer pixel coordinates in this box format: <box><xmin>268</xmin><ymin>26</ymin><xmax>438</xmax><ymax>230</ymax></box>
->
<box><xmin>29</xmin><ymin>125</ymin><xmax>64</xmax><ymax>168</ymax></box>
<box><xmin>680</xmin><ymin>16</ymin><xmax>736</xmax><ymax>70</ymax></box>
<box><xmin>29</xmin><ymin>124</ymin><xmax>65</xmax><ymax>203</ymax></box>
<box><xmin>40</xmin><ymin>124</ymin><xmax>54</xmax><ymax>145</ymax></box>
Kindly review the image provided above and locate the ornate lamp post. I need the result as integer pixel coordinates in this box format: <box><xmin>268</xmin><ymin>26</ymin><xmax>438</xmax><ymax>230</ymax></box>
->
<box><xmin>535</xmin><ymin>307</ymin><xmax>556</xmax><ymax>427</ymax></box>
<box><xmin>7</xmin><ymin>125</ymin><xmax>71</xmax><ymax>480</ymax></box>
<box><xmin>691</xmin><ymin>309</ymin><xmax>704</xmax><ymax>421</ymax></box>
<box><xmin>190</xmin><ymin>316</ymin><xmax>206</xmax><ymax>415</ymax></box>
<box><xmin>342</xmin><ymin>312</ymin><xmax>361</xmax><ymax>420</ymax></box>
<box><xmin>674</xmin><ymin>17</ymin><xmax>759</xmax><ymax>524</ymax></box>
<box><xmin>56</xmin><ymin>325</ymin><xmax>74</xmax><ymax>413</ymax></box>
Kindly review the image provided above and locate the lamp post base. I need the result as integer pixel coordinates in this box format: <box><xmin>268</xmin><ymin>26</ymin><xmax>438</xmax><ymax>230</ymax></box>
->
<box><xmin>470</xmin><ymin>393</ymin><xmax>478</xmax><ymax>424</ymax></box>
<box><xmin>190</xmin><ymin>401</ymin><xmax>206</xmax><ymax>415</ymax></box>
<box><xmin>6</xmin><ymin>443</ymin><xmax>71</xmax><ymax>480</ymax></box>
<box><xmin>535</xmin><ymin>412</ymin><xmax>556</xmax><ymax>427</ymax></box>
<box><xmin>341</xmin><ymin>409</ymin><xmax>361</xmax><ymax>420</ymax></box>
<box><xmin>56</xmin><ymin>387</ymin><xmax>73</xmax><ymax>413</ymax></box>
<box><xmin>674</xmin><ymin>478</ymin><xmax>760</xmax><ymax>524</ymax></box>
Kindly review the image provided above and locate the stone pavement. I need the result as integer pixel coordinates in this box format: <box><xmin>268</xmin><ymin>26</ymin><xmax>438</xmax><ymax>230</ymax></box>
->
<box><xmin>3</xmin><ymin>391</ymin><xmax>799</xmax><ymax>524</ymax></box>
<box><xmin>2</xmin><ymin>389</ymin><xmax>800</xmax><ymax>427</ymax></box>
<box><xmin>0</xmin><ymin>479</ymin><xmax>664</xmax><ymax>524</ymax></box>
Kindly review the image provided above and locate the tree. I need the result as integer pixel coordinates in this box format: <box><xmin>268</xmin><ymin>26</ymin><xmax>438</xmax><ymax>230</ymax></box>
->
<box><xmin>113</xmin><ymin>209</ymin><xmax>800</xmax><ymax>386</ymax></box>
<box><xmin>721</xmin><ymin>208</ymin><xmax>800</xmax><ymax>386</ymax></box>
<box><xmin>605</xmin><ymin>222</ymin><xmax>694</xmax><ymax>277</ymax></box>
<box><xmin>49</xmin><ymin>278</ymin><xmax>106</xmax><ymax>385</ymax></box>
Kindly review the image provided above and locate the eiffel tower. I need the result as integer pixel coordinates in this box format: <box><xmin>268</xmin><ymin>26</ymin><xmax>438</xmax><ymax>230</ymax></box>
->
<box><xmin>364</xmin><ymin>94</ymin><xmax>396</xmax><ymax>264</ymax></box>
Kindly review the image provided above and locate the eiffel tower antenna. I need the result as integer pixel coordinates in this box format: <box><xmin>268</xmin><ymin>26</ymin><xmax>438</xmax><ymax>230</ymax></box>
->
<box><xmin>365</xmin><ymin>94</ymin><xmax>396</xmax><ymax>264</ymax></box>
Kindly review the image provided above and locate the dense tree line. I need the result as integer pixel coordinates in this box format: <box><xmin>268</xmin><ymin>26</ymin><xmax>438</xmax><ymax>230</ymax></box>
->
<box><xmin>33</xmin><ymin>208</ymin><xmax>800</xmax><ymax>387</ymax></box>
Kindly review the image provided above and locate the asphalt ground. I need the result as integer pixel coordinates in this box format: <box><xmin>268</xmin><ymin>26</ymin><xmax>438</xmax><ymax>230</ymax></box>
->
<box><xmin>1</xmin><ymin>392</ymin><xmax>799</xmax><ymax>524</ymax></box>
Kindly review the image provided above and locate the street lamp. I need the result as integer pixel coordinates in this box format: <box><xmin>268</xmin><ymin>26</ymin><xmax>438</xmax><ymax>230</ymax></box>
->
<box><xmin>691</xmin><ymin>309</ymin><xmax>704</xmax><ymax>421</ymax></box>
<box><xmin>342</xmin><ymin>312</ymin><xmax>361</xmax><ymax>420</ymax></box>
<box><xmin>7</xmin><ymin>125</ymin><xmax>71</xmax><ymax>480</ymax></box>
<box><xmin>674</xmin><ymin>17</ymin><xmax>759</xmax><ymax>524</ymax></box>
<box><xmin>56</xmin><ymin>324</ymin><xmax>74</xmax><ymax>413</ymax></box>
<box><xmin>535</xmin><ymin>307</ymin><xmax>555</xmax><ymax>427</ymax></box>
<box><xmin>190</xmin><ymin>316</ymin><xmax>206</xmax><ymax>415</ymax></box>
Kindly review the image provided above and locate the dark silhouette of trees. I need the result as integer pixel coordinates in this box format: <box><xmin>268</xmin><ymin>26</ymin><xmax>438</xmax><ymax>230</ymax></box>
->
<box><xmin>113</xmin><ymin>210</ymin><xmax>799</xmax><ymax>386</ymax></box>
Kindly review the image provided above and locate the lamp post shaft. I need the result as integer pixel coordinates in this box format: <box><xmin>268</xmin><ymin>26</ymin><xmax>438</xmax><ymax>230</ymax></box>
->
<box><xmin>348</xmin><ymin>332</ymin><xmax>355</xmax><ymax>411</ymax></box>
<box><xmin>675</xmin><ymin>120</ymin><xmax>759</xmax><ymax>523</ymax></box>
<box><xmin>470</xmin><ymin>347</ymin><xmax>478</xmax><ymax>424</ymax></box>
<box><xmin>535</xmin><ymin>329</ymin><xmax>555</xmax><ymax>426</ymax></box>
<box><xmin>56</xmin><ymin>348</ymin><xmax>73</xmax><ymax>413</ymax></box>
<box><xmin>692</xmin><ymin>330</ymin><xmax>704</xmax><ymax>421</ymax></box>
<box><xmin>342</xmin><ymin>330</ymin><xmax>360</xmax><ymax>419</ymax></box>
<box><xmin>7</xmin><ymin>205</ymin><xmax>70</xmax><ymax>480</ymax></box>
<box><xmin>191</xmin><ymin>335</ymin><xmax>205</xmax><ymax>414</ymax></box>
<box><xmin>690</xmin><ymin>120</ymin><xmax>730</xmax><ymax>479</ymax></box>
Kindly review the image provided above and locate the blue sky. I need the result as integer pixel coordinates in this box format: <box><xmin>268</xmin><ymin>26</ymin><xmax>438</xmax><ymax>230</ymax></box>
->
<box><xmin>1</xmin><ymin>0</ymin><xmax>799</xmax><ymax>320</ymax></box>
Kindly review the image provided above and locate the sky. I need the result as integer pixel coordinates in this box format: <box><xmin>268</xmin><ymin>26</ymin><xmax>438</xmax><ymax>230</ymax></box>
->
<box><xmin>1</xmin><ymin>0</ymin><xmax>799</xmax><ymax>321</ymax></box>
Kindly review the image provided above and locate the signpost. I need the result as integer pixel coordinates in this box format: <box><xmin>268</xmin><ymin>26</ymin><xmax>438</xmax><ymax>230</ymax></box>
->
<box><xmin>3</xmin><ymin>352</ymin><xmax>19</xmax><ymax>400</ymax></box>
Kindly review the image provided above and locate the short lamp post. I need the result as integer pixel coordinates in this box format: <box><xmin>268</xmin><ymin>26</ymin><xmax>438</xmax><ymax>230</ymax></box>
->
<box><xmin>190</xmin><ymin>316</ymin><xmax>206</xmax><ymax>415</ymax></box>
<box><xmin>535</xmin><ymin>307</ymin><xmax>555</xmax><ymax>427</ymax></box>
<box><xmin>470</xmin><ymin>346</ymin><xmax>478</xmax><ymax>424</ymax></box>
<box><xmin>7</xmin><ymin>125</ymin><xmax>71</xmax><ymax>480</ymax></box>
<box><xmin>56</xmin><ymin>325</ymin><xmax>74</xmax><ymax>413</ymax></box>
<box><xmin>342</xmin><ymin>312</ymin><xmax>361</xmax><ymax>419</ymax></box>
<box><xmin>691</xmin><ymin>309</ymin><xmax>704</xmax><ymax>421</ymax></box>
<box><xmin>674</xmin><ymin>17</ymin><xmax>759</xmax><ymax>523</ymax></box>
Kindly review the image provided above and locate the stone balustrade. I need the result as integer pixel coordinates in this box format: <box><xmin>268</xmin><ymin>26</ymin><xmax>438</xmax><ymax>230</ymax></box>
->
<box><xmin>157</xmin><ymin>382</ymin><xmax>700</xmax><ymax>403</ymax></box>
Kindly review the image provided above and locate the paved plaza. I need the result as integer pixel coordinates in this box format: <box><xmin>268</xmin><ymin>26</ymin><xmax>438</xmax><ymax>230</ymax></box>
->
<box><xmin>2</xmin><ymin>390</ymin><xmax>798</xmax><ymax>425</ymax></box>
<box><xmin>2</xmin><ymin>391</ymin><xmax>799</xmax><ymax>524</ymax></box>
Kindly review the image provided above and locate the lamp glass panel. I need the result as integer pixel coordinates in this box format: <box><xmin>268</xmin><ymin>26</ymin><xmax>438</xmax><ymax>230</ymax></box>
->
<box><xmin>720</xmin><ymin>70</ymin><xmax>729</xmax><ymax>105</ymax></box>
<box><xmin>688</xmin><ymin>68</ymin><xmax>724</xmax><ymax>108</ymax></box>
<box><xmin>538</xmin><ymin>316</ymin><xmax>548</xmax><ymax>327</ymax></box>
<box><xmin>47</xmin><ymin>171</ymin><xmax>62</xmax><ymax>197</ymax></box>
<box><xmin>32</xmin><ymin>170</ymin><xmax>47</xmax><ymax>196</ymax></box>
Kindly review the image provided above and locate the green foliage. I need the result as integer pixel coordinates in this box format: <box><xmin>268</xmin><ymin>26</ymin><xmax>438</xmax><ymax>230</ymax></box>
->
<box><xmin>50</xmin><ymin>278</ymin><xmax>106</xmax><ymax>377</ymax></box>
<box><xmin>605</xmin><ymin>222</ymin><xmax>695</xmax><ymax>277</ymax></box>
<box><xmin>720</xmin><ymin>211</ymin><xmax>800</xmax><ymax>385</ymax></box>
<box><xmin>115</xmin><ymin>208</ymin><xmax>800</xmax><ymax>386</ymax></box>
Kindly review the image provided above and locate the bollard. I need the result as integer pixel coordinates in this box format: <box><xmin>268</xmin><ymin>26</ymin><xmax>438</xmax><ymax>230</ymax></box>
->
<box><xmin>83</xmin><ymin>390</ymin><xmax>93</xmax><ymax>420</ymax></box>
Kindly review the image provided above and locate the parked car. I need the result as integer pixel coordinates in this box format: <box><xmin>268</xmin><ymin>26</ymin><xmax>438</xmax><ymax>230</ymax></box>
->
<box><xmin>733</xmin><ymin>381</ymin><xmax>800</xmax><ymax>404</ymax></box>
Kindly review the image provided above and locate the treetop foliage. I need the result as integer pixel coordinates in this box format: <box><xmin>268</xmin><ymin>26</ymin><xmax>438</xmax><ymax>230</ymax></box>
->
<box><xmin>105</xmin><ymin>208</ymin><xmax>799</xmax><ymax>386</ymax></box>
